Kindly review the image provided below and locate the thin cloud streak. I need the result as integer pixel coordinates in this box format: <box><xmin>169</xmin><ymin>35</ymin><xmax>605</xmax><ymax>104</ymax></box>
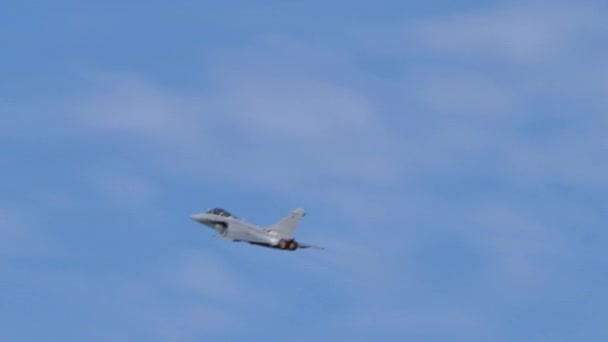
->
<box><xmin>407</xmin><ymin>2</ymin><xmax>602</xmax><ymax>64</ymax></box>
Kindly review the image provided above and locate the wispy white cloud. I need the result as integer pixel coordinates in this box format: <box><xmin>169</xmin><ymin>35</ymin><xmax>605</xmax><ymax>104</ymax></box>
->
<box><xmin>168</xmin><ymin>250</ymin><xmax>266</xmax><ymax>303</ymax></box>
<box><xmin>15</xmin><ymin>249</ymin><xmax>270</xmax><ymax>340</ymax></box>
<box><xmin>409</xmin><ymin>72</ymin><xmax>517</xmax><ymax>114</ymax></box>
<box><xmin>408</xmin><ymin>2</ymin><xmax>601</xmax><ymax>64</ymax></box>
<box><xmin>68</xmin><ymin>72</ymin><xmax>204</xmax><ymax>146</ymax></box>
<box><xmin>35</xmin><ymin>1</ymin><xmax>606</xmax><ymax>199</ymax></box>
<box><xmin>89</xmin><ymin>169</ymin><xmax>158</xmax><ymax>207</ymax></box>
<box><xmin>385</xmin><ymin>2</ymin><xmax>608</xmax><ymax>189</ymax></box>
<box><xmin>66</xmin><ymin>64</ymin><xmax>405</xmax><ymax>200</ymax></box>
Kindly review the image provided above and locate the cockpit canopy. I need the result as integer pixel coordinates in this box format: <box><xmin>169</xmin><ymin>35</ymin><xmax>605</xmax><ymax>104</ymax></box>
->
<box><xmin>205</xmin><ymin>208</ymin><xmax>237</xmax><ymax>218</ymax></box>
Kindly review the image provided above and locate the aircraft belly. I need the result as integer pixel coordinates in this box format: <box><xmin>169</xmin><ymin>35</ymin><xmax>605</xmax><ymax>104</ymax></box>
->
<box><xmin>226</xmin><ymin>224</ymin><xmax>272</xmax><ymax>244</ymax></box>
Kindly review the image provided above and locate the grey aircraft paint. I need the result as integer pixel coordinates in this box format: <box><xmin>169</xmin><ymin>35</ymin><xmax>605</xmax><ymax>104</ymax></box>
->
<box><xmin>190</xmin><ymin>208</ymin><xmax>323</xmax><ymax>251</ymax></box>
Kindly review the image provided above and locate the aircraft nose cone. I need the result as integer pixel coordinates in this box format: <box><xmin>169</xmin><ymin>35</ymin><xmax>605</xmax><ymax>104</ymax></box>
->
<box><xmin>191</xmin><ymin>213</ymin><xmax>202</xmax><ymax>221</ymax></box>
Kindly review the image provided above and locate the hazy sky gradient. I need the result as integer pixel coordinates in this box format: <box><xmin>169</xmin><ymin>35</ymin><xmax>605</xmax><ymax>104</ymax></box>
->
<box><xmin>2</xmin><ymin>1</ymin><xmax>607</xmax><ymax>341</ymax></box>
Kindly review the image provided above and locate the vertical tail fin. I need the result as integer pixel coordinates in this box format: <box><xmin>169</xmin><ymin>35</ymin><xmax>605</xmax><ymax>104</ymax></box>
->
<box><xmin>267</xmin><ymin>208</ymin><xmax>305</xmax><ymax>238</ymax></box>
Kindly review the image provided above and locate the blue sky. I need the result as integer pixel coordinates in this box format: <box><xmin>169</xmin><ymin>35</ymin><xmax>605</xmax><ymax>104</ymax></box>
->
<box><xmin>1</xmin><ymin>1</ymin><xmax>607</xmax><ymax>341</ymax></box>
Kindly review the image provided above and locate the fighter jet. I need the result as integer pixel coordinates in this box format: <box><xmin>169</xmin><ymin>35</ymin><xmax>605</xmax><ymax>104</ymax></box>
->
<box><xmin>190</xmin><ymin>208</ymin><xmax>323</xmax><ymax>251</ymax></box>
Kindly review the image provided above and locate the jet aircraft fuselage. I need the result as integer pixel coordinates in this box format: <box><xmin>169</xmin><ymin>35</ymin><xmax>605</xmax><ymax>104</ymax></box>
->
<box><xmin>190</xmin><ymin>208</ymin><xmax>321</xmax><ymax>251</ymax></box>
